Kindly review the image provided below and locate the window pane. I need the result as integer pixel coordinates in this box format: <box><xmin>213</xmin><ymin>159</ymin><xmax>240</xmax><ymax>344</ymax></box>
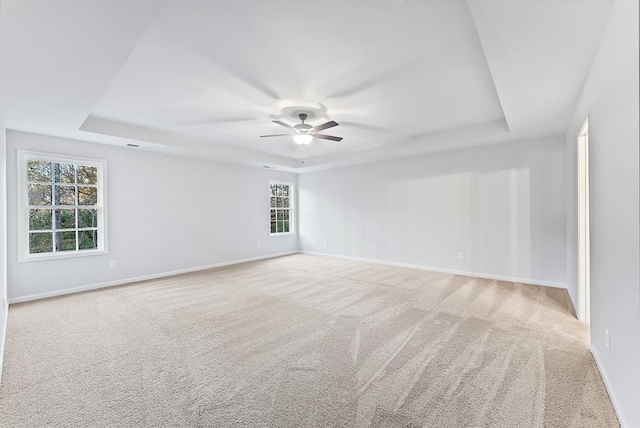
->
<box><xmin>29</xmin><ymin>209</ymin><xmax>52</xmax><ymax>230</ymax></box>
<box><xmin>54</xmin><ymin>163</ymin><xmax>76</xmax><ymax>183</ymax></box>
<box><xmin>55</xmin><ymin>209</ymin><xmax>75</xmax><ymax>230</ymax></box>
<box><xmin>78</xmin><ymin>187</ymin><xmax>97</xmax><ymax>205</ymax></box>
<box><xmin>55</xmin><ymin>231</ymin><xmax>76</xmax><ymax>251</ymax></box>
<box><xmin>78</xmin><ymin>209</ymin><xmax>97</xmax><ymax>228</ymax></box>
<box><xmin>79</xmin><ymin>230</ymin><xmax>98</xmax><ymax>250</ymax></box>
<box><xmin>55</xmin><ymin>185</ymin><xmax>76</xmax><ymax>205</ymax></box>
<box><xmin>28</xmin><ymin>184</ymin><xmax>52</xmax><ymax>205</ymax></box>
<box><xmin>269</xmin><ymin>184</ymin><xmax>293</xmax><ymax>234</ymax></box>
<box><xmin>29</xmin><ymin>232</ymin><xmax>52</xmax><ymax>254</ymax></box>
<box><xmin>77</xmin><ymin>165</ymin><xmax>97</xmax><ymax>185</ymax></box>
<box><xmin>27</xmin><ymin>160</ymin><xmax>51</xmax><ymax>182</ymax></box>
<box><xmin>23</xmin><ymin>155</ymin><xmax>103</xmax><ymax>259</ymax></box>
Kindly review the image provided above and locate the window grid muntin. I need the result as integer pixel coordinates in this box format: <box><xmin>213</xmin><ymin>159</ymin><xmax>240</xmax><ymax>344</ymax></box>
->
<box><xmin>269</xmin><ymin>181</ymin><xmax>294</xmax><ymax>235</ymax></box>
<box><xmin>22</xmin><ymin>153</ymin><xmax>104</xmax><ymax>258</ymax></box>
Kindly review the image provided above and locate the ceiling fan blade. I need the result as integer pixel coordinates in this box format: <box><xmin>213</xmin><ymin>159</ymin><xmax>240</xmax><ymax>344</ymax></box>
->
<box><xmin>312</xmin><ymin>121</ymin><xmax>339</xmax><ymax>132</ymax></box>
<box><xmin>272</xmin><ymin>120</ymin><xmax>295</xmax><ymax>130</ymax></box>
<box><xmin>260</xmin><ymin>134</ymin><xmax>291</xmax><ymax>138</ymax></box>
<box><xmin>313</xmin><ymin>133</ymin><xmax>343</xmax><ymax>142</ymax></box>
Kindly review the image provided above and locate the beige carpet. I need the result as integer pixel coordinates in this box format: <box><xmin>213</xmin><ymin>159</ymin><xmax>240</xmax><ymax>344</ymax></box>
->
<box><xmin>0</xmin><ymin>254</ymin><xmax>618</xmax><ymax>427</ymax></box>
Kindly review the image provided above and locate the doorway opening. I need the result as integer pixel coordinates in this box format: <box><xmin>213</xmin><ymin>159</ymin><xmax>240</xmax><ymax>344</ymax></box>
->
<box><xmin>577</xmin><ymin>118</ymin><xmax>590</xmax><ymax>323</ymax></box>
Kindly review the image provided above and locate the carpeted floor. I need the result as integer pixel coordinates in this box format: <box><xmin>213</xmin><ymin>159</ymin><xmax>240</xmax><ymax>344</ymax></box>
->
<box><xmin>0</xmin><ymin>254</ymin><xmax>618</xmax><ymax>427</ymax></box>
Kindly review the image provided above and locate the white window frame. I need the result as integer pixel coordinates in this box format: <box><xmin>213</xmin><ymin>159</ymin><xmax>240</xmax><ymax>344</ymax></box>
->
<box><xmin>269</xmin><ymin>180</ymin><xmax>295</xmax><ymax>237</ymax></box>
<box><xmin>17</xmin><ymin>150</ymin><xmax>108</xmax><ymax>262</ymax></box>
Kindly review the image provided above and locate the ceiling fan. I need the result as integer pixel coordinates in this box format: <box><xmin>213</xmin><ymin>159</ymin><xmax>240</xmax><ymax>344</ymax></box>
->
<box><xmin>260</xmin><ymin>113</ymin><xmax>343</xmax><ymax>145</ymax></box>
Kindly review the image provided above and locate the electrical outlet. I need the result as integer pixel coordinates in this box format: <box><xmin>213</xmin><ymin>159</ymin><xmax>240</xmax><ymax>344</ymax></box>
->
<box><xmin>605</xmin><ymin>328</ymin><xmax>610</xmax><ymax>349</ymax></box>
<box><xmin>257</xmin><ymin>242</ymin><xmax>262</xmax><ymax>249</ymax></box>
<box><xmin>458</xmin><ymin>252</ymin><xmax>464</xmax><ymax>260</ymax></box>
<box><xmin>110</xmin><ymin>261</ymin><xmax>117</xmax><ymax>269</ymax></box>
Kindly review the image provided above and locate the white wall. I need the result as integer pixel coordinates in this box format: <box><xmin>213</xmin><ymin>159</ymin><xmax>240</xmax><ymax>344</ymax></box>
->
<box><xmin>299</xmin><ymin>135</ymin><xmax>566</xmax><ymax>286</ymax></box>
<box><xmin>566</xmin><ymin>1</ymin><xmax>640</xmax><ymax>426</ymax></box>
<box><xmin>0</xmin><ymin>59</ymin><xmax>7</xmax><ymax>380</ymax></box>
<box><xmin>6</xmin><ymin>131</ymin><xmax>297</xmax><ymax>302</ymax></box>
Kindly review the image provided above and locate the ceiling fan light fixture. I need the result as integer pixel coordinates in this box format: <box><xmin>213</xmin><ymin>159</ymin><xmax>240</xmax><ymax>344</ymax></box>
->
<box><xmin>293</xmin><ymin>134</ymin><xmax>313</xmax><ymax>145</ymax></box>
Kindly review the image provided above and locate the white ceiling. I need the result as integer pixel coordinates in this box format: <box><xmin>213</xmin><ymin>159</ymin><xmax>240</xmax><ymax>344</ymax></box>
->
<box><xmin>1</xmin><ymin>0</ymin><xmax>613</xmax><ymax>172</ymax></box>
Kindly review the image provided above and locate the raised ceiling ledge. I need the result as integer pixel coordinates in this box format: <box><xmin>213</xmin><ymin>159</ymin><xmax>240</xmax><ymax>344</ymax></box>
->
<box><xmin>80</xmin><ymin>115</ymin><xmax>300</xmax><ymax>172</ymax></box>
<box><xmin>80</xmin><ymin>115</ymin><xmax>511</xmax><ymax>173</ymax></box>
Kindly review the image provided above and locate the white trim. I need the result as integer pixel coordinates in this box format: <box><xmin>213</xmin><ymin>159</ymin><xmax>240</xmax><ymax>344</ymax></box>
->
<box><xmin>300</xmin><ymin>251</ymin><xmax>567</xmax><ymax>289</ymax></box>
<box><xmin>17</xmin><ymin>149</ymin><xmax>108</xmax><ymax>262</ymax></box>
<box><xmin>18</xmin><ymin>248</ymin><xmax>108</xmax><ymax>263</ymax></box>
<box><xmin>591</xmin><ymin>347</ymin><xmax>626</xmax><ymax>427</ymax></box>
<box><xmin>269</xmin><ymin>179</ymin><xmax>295</xmax><ymax>236</ymax></box>
<box><xmin>577</xmin><ymin>118</ymin><xmax>590</xmax><ymax>323</ymax></box>
<box><xmin>9</xmin><ymin>249</ymin><xmax>568</xmax><ymax>305</ymax></box>
<box><xmin>7</xmin><ymin>251</ymin><xmax>297</xmax><ymax>304</ymax></box>
<box><xmin>0</xmin><ymin>305</ymin><xmax>8</xmax><ymax>384</ymax></box>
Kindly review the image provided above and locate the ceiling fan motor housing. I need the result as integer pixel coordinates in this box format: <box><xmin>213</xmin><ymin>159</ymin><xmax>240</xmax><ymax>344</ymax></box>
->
<box><xmin>294</xmin><ymin>123</ymin><xmax>312</xmax><ymax>133</ymax></box>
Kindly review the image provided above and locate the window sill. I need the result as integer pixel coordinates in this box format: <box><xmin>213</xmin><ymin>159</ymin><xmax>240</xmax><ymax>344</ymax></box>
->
<box><xmin>269</xmin><ymin>232</ymin><xmax>296</xmax><ymax>237</ymax></box>
<box><xmin>18</xmin><ymin>249</ymin><xmax>107</xmax><ymax>263</ymax></box>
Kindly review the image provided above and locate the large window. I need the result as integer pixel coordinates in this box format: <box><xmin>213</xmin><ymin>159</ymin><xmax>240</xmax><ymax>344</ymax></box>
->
<box><xmin>269</xmin><ymin>181</ymin><xmax>294</xmax><ymax>235</ymax></box>
<box><xmin>18</xmin><ymin>150</ymin><xmax>107</xmax><ymax>261</ymax></box>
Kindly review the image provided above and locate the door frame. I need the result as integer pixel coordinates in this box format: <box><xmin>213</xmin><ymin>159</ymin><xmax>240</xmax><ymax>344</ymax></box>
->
<box><xmin>577</xmin><ymin>118</ymin><xmax>590</xmax><ymax>323</ymax></box>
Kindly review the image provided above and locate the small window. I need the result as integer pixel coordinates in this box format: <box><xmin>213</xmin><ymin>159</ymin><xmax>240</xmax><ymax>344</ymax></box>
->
<box><xmin>18</xmin><ymin>150</ymin><xmax>107</xmax><ymax>261</ymax></box>
<box><xmin>269</xmin><ymin>181</ymin><xmax>294</xmax><ymax>235</ymax></box>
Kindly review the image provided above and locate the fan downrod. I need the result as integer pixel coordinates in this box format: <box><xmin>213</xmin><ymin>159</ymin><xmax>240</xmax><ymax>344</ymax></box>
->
<box><xmin>298</xmin><ymin>113</ymin><xmax>308</xmax><ymax>124</ymax></box>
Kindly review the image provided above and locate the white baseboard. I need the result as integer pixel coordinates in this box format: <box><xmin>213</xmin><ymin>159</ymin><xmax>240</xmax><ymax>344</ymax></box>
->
<box><xmin>10</xmin><ymin>250</ymin><xmax>567</xmax><ymax>304</ymax></box>
<box><xmin>300</xmin><ymin>251</ymin><xmax>567</xmax><ymax>289</ymax></box>
<box><xmin>8</xmin><ymin>251</ymin><xmax>297</xmax><ymax>304</ymax></box>
<box><xmin>591</xmin><ymin>347</ymin><xmax>627</xmax><ymax>427</ymax></box>
<box><xmin>0</xmin><ymin>304</ymin><xmax>8</xmax><ymax>384</ymax></box>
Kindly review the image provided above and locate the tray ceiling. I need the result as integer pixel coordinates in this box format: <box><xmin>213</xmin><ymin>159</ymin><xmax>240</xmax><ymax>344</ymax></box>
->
<box><xmin>1</xmin><ymin>0</ymin><xmax>613</xmax><ymax>171</ymax></box>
